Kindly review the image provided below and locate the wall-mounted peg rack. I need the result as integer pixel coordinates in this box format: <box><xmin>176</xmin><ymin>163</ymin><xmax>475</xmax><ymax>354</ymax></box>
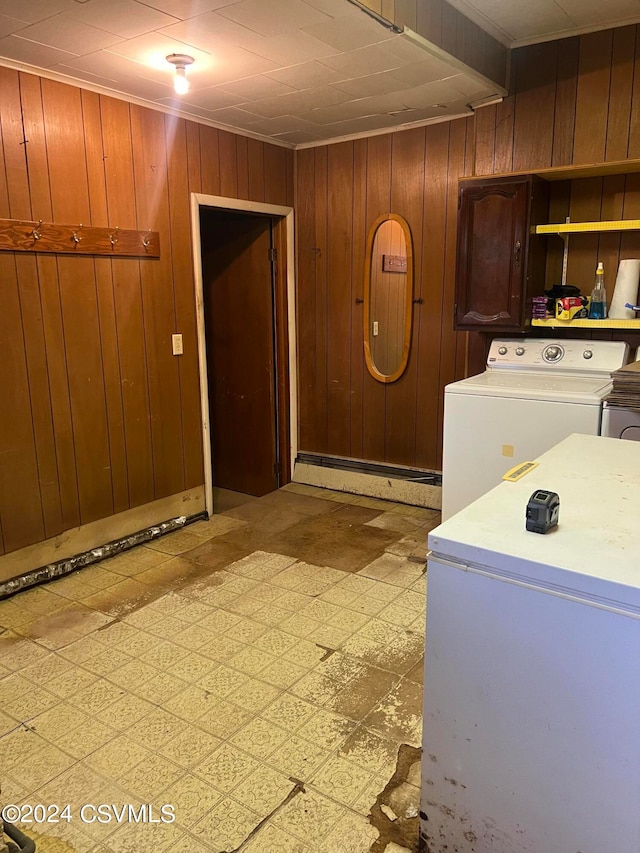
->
<box><xmin>0</xmin><ymin>218</ymin><xmax>160</xmax><ymax>258</ymax></box>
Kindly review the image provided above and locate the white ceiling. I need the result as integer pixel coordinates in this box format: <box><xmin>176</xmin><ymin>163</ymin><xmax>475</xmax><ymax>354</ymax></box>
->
<box><xmin>447</xmin><ymin>0</ymin><xmax>640</xmax><ymax>47</ymax></box>
<box><xmin>0</xmin><ymin>0</ymin><xmax>638</xmax><ymax>147</ymax></box>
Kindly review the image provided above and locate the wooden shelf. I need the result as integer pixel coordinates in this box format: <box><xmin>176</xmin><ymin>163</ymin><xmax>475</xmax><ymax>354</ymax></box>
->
<box><xmin>535</xmin><ymin>220</ymin><xmax>640</xmax><ymax>235</ymax></box>
<box><xmin>532</xmin><ymin>318</ymin><xmax>640</xmax><ymax>329</ymax></box>
<box><xmin>460</xmin><ymin>158</ymin><xmax>640</xmax><ymax>183</ymax></box>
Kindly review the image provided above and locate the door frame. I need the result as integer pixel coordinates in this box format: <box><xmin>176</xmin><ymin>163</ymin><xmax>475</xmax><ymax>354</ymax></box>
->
<box><xmin>190</xmin><ymin>193</ymin><xmax>297</xmax><ymax>516</ymax></box>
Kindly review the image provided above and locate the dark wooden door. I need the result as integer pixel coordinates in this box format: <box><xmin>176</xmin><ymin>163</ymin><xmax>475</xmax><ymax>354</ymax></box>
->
<box><xmin>201</xmin><ymin>210</ymin><xmax>278</xmax><ymax>497</ymax></box>
<box><xmin>455</xmin><ymin>177</ymin><xmax>545</xmax><ymax>331</ymax></box>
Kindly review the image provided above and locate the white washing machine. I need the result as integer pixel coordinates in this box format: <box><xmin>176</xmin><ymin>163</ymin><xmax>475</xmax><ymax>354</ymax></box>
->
<box><xmin>602</xmin><ymin>349</ymin><xmax>640</xmax><ymax>441</ymax></box>
<box><xmin>442</xmin><ymin>338</ymin><xmax>629</xmax><ymax>520</ymax></box>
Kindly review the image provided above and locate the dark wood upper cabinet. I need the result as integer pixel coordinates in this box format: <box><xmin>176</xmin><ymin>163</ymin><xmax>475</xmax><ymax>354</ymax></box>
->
<box><xmin>455</xmin><ymin>176</ymin><xmax>549</xmax><ymax>331</ymax></box>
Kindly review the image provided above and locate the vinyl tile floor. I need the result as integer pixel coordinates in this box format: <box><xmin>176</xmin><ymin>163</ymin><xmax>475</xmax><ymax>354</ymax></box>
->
<box><xmin>0</xmin><ymin>484</ymin><xmax>440</xmax><ymax>853</ymax></box>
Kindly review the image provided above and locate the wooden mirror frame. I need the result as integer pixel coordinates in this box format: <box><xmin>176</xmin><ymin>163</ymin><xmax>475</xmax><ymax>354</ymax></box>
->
<box><xmin>363</xmin><ymin>213</ymin><xmax>414</xmax><ymax>383</ymax></box>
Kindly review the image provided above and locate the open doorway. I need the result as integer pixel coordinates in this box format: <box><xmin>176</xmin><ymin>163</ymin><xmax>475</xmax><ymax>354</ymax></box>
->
<box><xmin>191</xmin><ymin>194</ymin><xmax>297</xmax><ymax>516</ymax></box>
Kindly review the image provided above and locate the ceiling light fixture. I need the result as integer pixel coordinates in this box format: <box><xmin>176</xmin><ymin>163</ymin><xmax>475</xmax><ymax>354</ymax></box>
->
<box><xmin>166</xmin><ymin>53</ymin><xmax>194</xmax><ymax>95</ymax></box>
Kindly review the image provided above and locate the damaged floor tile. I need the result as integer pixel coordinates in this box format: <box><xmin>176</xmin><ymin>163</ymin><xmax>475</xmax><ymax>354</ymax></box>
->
<box><xmin>0</xmin><ymin>485</ymin><xmax>434</xmax><ymax>852</ymax></box>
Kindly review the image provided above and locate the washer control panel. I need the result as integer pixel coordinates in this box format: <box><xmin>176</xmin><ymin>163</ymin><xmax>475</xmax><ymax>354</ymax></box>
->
<box><xmin>487</xmin><ymin>339</ymin><xmax>629</xmax><ymax>374</ymax></box>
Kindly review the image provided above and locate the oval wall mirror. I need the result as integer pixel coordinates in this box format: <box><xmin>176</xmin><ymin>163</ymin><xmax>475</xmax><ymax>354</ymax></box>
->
<box><xmin>363</xmin><ymin>213</ymin><xmax>414</xmax><ymax>383</ymax></box>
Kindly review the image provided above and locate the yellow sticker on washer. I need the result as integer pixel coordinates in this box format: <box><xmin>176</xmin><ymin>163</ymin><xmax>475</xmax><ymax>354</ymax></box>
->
<box><xmin>502</xmin><ymin>461</ymin><xmax>539</xmax><ymax>481</ymax></box>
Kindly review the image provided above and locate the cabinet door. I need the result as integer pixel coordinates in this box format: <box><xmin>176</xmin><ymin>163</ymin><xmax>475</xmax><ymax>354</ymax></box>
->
<box><xmin>455</xmin><ymin>179</ymin><xmax>531</xmax><ymax>330</ymax></box>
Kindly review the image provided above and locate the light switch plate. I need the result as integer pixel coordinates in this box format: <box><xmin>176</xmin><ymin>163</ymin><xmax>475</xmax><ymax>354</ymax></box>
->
<box><xmin>172</xmin><ymin>334</ymin><xmax>183</xmax><ymax>355</ymax></box>
<box><xmin>372</xmin><ymin>321</ymin><xmax>379</xmax><ymax>336</ymax></box>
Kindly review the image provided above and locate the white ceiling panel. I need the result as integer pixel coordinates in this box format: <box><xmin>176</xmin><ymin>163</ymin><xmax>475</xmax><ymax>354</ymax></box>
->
<box><xmin>0</xmin><ymin>35</ymin><xmax>76</xmax><ymax>66</ymax></box>
<box><xmin>331</xmin><ymin>70</ymin><xmax>412</xmax><ymax>98</ymax></box>
<box><xmin>72</xmin><ymin>0</ymin><xmax>179</xmax><ymax>40</ymax></box>
<box><xmin>106</xmin><ymin>32</ymin><xmax>212</xmax><ymax>72</ymax></box>
<box><xmin>301</xmin><ymin>13</ymin><xmax>393</xmax><ymax>52</ymax></box>
<box><xmin>0</xmin><ymin>0</ymin><xmax>77</xmax><ymax>26</ymax></box>
<box><xmin>0</xmin><ymin>15</ymin><xmax>29</xmax><ymax>39</ymax></box>
<box><xmin>16</xmin><ymin>16</ymin><xmax>122</xmax><ymax>55</ymax></box>
<box><xmin>201</xmin><ymin>105</ymin><xmax>267</xmax><ymax>125</ymax></box>
<box><xmin>319</xmin><ymin>42</ymin><xmax>404</xmax><ymax>77</ymax></box>
<box><xmin>217</xmin><ymin>74</ymin><xmax>296</xmax><ymax>100</ymax></box>
<box><xmin>142</xmin><ymin>0</ymin><xmax>244</xmax><ymax>18</ymax></box>
<box><xmin>239</xmin><ymin>85</ymin><xmax>350</xmax><ymax>118</ymax></box>
<box><xmin>238</xmin><ymin>30</ymin><xmax>340</xmax><ymax>64</ymax></box>
<box><xmin>558</xmin><ymin>0</ymin><xmax>640</xmax><ymax>27</ymax></box>
<box><xmin>165</xmin><ymin>85</ymin><xmax>244</xmax><ymax>109</ymax></box>
<box><xmin>56</xmin><ymin>63</ymin><xmax>121</xmax><ymax>86</ymax></box>
<box><xmin>242</xmin><ymin>114</ymin><xmax>319</xmax><ymax>134</ymax></box>
<box><xmin>448</xmin><ymin>0</ymin><xmax>640</xmax><ymax>46</ymax></box>
<box><xmin>391</xmin><ymin>57</ymin><xmax>461</xmax><ymax>88</ymax></box>
<box><xmin>216</xmin><ymin>0</ymin><xmax>332</xmax><ymax>37</ymax></box>
<box><xmin>301</xmin><ymin>0</ymin><xmax>360</xmax><ymax>17</ymax></box>
<box><xmin>159</xmin><ymin>12</ymin><xmax>268</xmax><ymax>53</ymax></box>
<box><xmin>265</xmin><ymin>60</ymin><xmax>348</xmax><ymax>89</ymax></box>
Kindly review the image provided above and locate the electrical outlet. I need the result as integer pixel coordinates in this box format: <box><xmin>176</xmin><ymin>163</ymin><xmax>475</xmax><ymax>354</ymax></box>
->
<box><xmin>372</xmin><ymin>321</ymin><xmax>379</xmax><ymax>336</ymax></box>
<box><xmin>172</xmin><ymin>334</ymin><xmax>183</xmax><ymax>356</ymax></box>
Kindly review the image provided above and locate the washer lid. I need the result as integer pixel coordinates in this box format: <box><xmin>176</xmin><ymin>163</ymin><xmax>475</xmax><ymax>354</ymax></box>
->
<box><xmin>445</xmin><ymin>370</ymin><xmax>611</xmax><ymax>404</ymax></box>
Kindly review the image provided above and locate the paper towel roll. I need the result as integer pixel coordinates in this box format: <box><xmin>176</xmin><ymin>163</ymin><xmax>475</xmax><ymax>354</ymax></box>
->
<box><xmin>609</xmin><ymin>259</ymin><xmax>640</xmax><ymax>319</ymax></box>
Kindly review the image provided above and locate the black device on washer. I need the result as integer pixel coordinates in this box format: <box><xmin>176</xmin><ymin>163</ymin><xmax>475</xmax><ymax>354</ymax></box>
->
<box><xmin>526</xmin><ymin>490</ymin><xmax>560</xmax><ymax>534</ymax></box>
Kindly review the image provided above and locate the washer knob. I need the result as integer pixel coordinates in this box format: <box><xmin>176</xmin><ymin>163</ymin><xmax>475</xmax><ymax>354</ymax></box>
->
<box><xmin>543</xmin><ymin>344</ymin><xmax>563</xmax><ymax>362</ymax></box>
<box><xmin>515</xmin><ymin>347</ymin><xmax>525</xmax><ymax>356</ymax></box>
<box><xmin>583</xmin><ymin>349</ymin><xmax>593</xmax><ymax>359</ymax></box>
<box><xmin>498</xmin><ymin>346</ymin><xmax>508</xmax><ymax>355</ymax></box>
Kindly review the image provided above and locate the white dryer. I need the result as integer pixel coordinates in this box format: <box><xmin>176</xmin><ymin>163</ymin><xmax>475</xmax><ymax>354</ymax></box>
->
<box><xmin>442</xmin><ymin>338</ymin><xmax>629</xmax><ymax>520</ymax></box>
<box><xmin>602</xmin><ymin>348</ymin><xmax>640</xmax><ymax>441</ymax></box>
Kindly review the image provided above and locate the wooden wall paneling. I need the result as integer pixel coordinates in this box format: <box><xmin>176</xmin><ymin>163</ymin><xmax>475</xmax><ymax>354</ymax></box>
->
<box><xmin>395</xmin><ymin>0</ymin><xmax>417</xmax><ymax>31</ymax></box>
<box><xmin>247</xmin><ymin>138</ymin><xmax>265</xmax><ymax>203</ymax></box>
<box><xmin>463</xmin><ymin>17</ymin><xmax>479</xmax><ymax>74</ymax></box>
<box><xmin>473</xmin><ymin>104</ymin><xmax>496</xmax><ymax>176</ymax></box>
<box><xmin>81</xmin><ymin>89</ymin><xmax>129</xmax><ymax>515</ymax></box>
<box><xmin>551</xmin><ymin>37</ymin><xmax>580</xmax><ymax>167</ymax></box>
<box><xmin>326</xmin><ymin>142</ymin><xmax>354</xmax><ymax>457</ymax></box>
<box><xmin>566</xmin><ymin>178</ymin><xmax>604</xmax><ymax>293</ymax></box>
<box><xmin>628</xmin><ymin>28</ymin><xmax>640</xmax><ymax>158</ymax></box>
<box><xmin>273</xmin><ymin>216</ymin><xmax>292</xmax><ymax>483</ymax></box>
<box><xmin>0</xmin><ymin>254</ymin><xmax>46</xmax><ymax>552</ymax></box>
<box><xmin>313</xmin><ymin>146</ymin><xmax>329</xmax><ymax>453</ymax></box>
<box><xmin>21</xmin><ymin>76</ymin><xmax>81</xmax><ymax>534</ymax></box>
<box><xmin>440</xmin><ymin>1</ymin><xmax>457</xmax><ymax>58</ymax></box>
<box><xmin>0</xmin><ymin>69</ymin><xmax>30</xmax><ymax>219</ymax></box>
<box><xmin>185</xmin><ymin>120</ymin><xmax>202</xmax><ymax>194</ymax></box>
<box><xmin>236</xmin><ymin>134</ymin><xmax>249</xmax><ymax>200</ymax></box>
<box><xmin>286</xmin><ymin>148</ymin><xmax>295</xmax><ymax>208</ymax></box>
<box><xmin>417</xmin><ymin>0</ymin><xmax>441</xmax><ymax>47</ymax></box>
<box><xmin>385</xmin><ymin>128</ymin><xmax>425</xmax><ymax>466</ymax></box>
<box><xmin>437</xmin><ymin>118</ymin><xmax>468</xmax><ymax>468</ymax></box>
<box><xmin>494</xmin><ymin>96</ymin><xmax>515</xmax><ymax>175</ymax></box>
<box><xmin>545</xmin><ymin>181</ymin><xmax>571</xmax><ymax>288</ymax></box>
<box><xmin>3</xmin><ymin>73</ymin><xmax>64</xmax><ymax>542</ymax></box>
<box><xmin>130</xmin><ymin>106</ymin><xmax>185</xmax><ymax>500</ymax></box>
<box><xmin>264</xmin><ymin>144</ymin><xmax>288</xmax><ymax>206</ymax></box>
<box><xmin>415</xmin><ymin>122</ymin><xmax>448</xmax><ymax>470</ymax></box>
<box><xmin>165</xmin><ymin>117</ymin><xmax>204</xmax><ymax>491</ymax></box>
<box><xmin>350</xmin><ymin>139</ymin><xmax>367</xmax><ymax>459</ymax></box>
<box><xmin>605</xmin><ymin>26</ymin><xmax>636</xmax><ymax>162</ymax></box>
<box><xmin>464</xmin><ymin>115</ymin><xmax>475</xmax><ymax>175</ymax></box>
<box><xmin>572</xmin><ymin>30</ymin><xmax>614</xmax><ymax>165</ymax></box>
<box><xmin>40</xmin><ymin>79</ymin><xmax>113</xmax><ymax>526</ymax></box>
<box><xmin>294</xmin><ymin>149</ymin><xmax>319</xmax><ymax>452</ymax></box>
<box><xmin>512</xmin><ymin>41</ymin><xmax>558</xmax><ymax>171</ymax></box>
<box><xmin>100</xmin><ymin>96</ymin><xmax>154</xmax><ymax>509</ymax></box>
<box><xmin>620</xmin><ymin>173</ymin><xmax>640</xmax><ymax>260</ymax></box>
<box><xmin>362</xmin><ymin>135</ymin><xmax>391</xmax><ymax>462</ymax></box>
<box><xmin>597</xmin><ymin>175</ymin><xmax>626</xmax><ymax>300</ymax></box>
<box><xmin>199</xmin><ymin>125</ymin><xmax>220</xmax><ymax>196</ymax></box>
<box><xmin>218</xmin><ymin>129</ymin><xmax>238</xmax><ymax>198</ymax></box>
